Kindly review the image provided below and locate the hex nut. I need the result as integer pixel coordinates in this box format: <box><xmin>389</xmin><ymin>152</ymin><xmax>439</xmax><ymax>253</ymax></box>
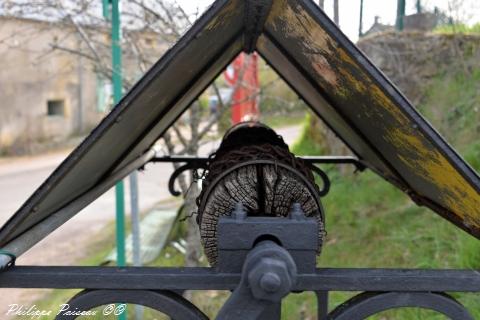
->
<box><xmin>247</xmin><ymin>257</ymin><xmax>292</xmax><ymax>302</ymax></box>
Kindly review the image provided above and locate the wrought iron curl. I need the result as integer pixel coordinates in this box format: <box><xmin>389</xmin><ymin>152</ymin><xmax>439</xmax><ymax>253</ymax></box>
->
<box><xmin>327</xmin><ymin>291</ymin><xmax>474</xmax><ymax>320</ymax></box>
<box><xmin>55</xmin><ymin>289</ymin><xmax>208</xmax><ymax>320</ymax></box>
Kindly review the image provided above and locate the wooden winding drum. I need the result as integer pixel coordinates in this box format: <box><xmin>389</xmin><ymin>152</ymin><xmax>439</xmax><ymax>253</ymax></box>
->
<box><xmin>196</xmin><ymin>122</ymin><xmax>325</xmax><ymax>265</ymax></box>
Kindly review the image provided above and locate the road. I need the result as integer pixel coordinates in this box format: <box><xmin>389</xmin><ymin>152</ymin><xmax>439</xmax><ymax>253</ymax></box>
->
<box><xmin>0</xmin><ymin>125</ymin><xmax>301</xmax><ymax>315</ymax></box>
<box><xmin>0</xmin><ymin>125</ymin><xmax>301</xmax><ymax>265</ymax></box>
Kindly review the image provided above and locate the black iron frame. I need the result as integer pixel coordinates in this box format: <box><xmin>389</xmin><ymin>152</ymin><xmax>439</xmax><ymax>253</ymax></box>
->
<box><xmin>151</xmin><ymin>155</ymin><xmax>366</xmax><ymax>170</ymax></box>
<box><xmin>1</xmin><ymin>255</ymin><xmax>479</xmax><ymax>319</ymax></box>
<box><xmin>153</xmin><ymin>155</ymin><xmax>365</xmax><ymax>197</ymax></box>
<box><xmin>2</xmin><ymin>266</ymin><xmax>480</xmax><ymax>292</ymax></box>
<box><xmin>0</xmin><ymin>0</ymin><xmax>478</xmax><ymax>317</ymax></box>
<box><xmin>0</xmin><ymin>156</ymin><xmax>478</xmax><ymax>319</ymax></box>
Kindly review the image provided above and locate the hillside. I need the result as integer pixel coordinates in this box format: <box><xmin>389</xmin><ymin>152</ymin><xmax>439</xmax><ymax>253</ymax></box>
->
<box><xmin>31</xmin><ymin>31</ymin><xmax>480</xmax><ymax>319</ymax></box>
<box><xmin>358</xmin><ymin>31</ymin><xmax>480</xmax><ymax>160</ymax></box>
<box><xmin>293</xmin><ymin>31</ymin><xmax>480</xmax><ymax>319</ymax></box>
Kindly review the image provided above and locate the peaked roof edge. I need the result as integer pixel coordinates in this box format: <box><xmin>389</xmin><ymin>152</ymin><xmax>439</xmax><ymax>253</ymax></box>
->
<box><xmin>0</xmin><ymin>0</ymin><xmax>479</xmax><ymax>256</ymax></box>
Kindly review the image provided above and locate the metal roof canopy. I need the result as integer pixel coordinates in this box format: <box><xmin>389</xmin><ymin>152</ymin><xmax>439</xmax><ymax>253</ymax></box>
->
<box><xmin>1</xmin><ymin>0</ymin><xmax>479</xmax><ymax>255</ymax></box>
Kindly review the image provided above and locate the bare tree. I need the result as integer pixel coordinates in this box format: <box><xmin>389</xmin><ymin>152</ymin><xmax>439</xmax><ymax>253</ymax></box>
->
<box><xmin>333</xmin><ymin>0</ymin><xmax>339</xmax><ymax>25</ymax></box>
<box><xmin>0</xmin><ymin>0</ymin><xmax>288</xmax><ymax>270</ymax></box>
<box><xmin>446</xmin><ymin>0</ymin><xmax>473</xmax><ymax>76</ymax></box>
<box><xmin>0</xmin><ymin>0</ymin><xmax>216</xmax><ymax>268</ymax></box>
<box><xmin>1</xmin><ymin>0</ymin><xmax>284</xmax><ymax>267</ymax></box>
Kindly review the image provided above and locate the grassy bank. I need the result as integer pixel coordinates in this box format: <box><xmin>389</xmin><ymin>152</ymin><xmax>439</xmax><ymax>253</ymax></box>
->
<box><xmin>33</xmin><ymin>118</ymin><xmax>479</xmax><ymax>319</ymax></box>
<box><xmin>282</xmin><ymin>118</ymin><xmax>480</xmax><ymax>319</ymax></box>
<box><xmin>32</xmin><ymin>64</ymin><xmax>480</xmax><ymax>318</ymax></box>
<box><xmin>284</xmin><ymin>72</ymin><xmax>480</xmax><ymax>317</ymax></box>
<box><xmin>262</xmin><ymin>112</ymin><xmax>306</xmax><ymax>129</ymax></box>
<box><xmin>32</xmin><ymin>125</ymin><xmax>479</xmax><ymax>320</ymax></box>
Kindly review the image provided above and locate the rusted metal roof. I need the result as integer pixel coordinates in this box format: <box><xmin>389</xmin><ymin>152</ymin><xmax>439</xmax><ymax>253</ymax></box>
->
<box><xmin>1</xmin><ymin>0</ymin><xmax>479</xmax><ymax>249</ymax></box>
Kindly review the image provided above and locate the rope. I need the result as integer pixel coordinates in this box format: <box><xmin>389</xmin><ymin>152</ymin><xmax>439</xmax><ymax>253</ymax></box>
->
<box><xmin>194</xmin><ymin>123</ymin><xmax>327</xmax><ymax>265</ymax></box>
<box><xmin>198</xmin><ymin>143</ymin><xmax>321</xmax><ymax>205</ymax></box>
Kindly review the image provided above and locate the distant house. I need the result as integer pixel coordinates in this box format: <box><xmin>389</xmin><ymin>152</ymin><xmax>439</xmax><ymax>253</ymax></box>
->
<box><xmin>362</xmin><ymin>16</ymin><xmax>394</xmax><ymax>37</ymax></box>
<box><xmin>362</xmin><ymin>9</ymin><xmax>452</xmax><ymax>38</ymax></box>
<box><xmin>0</xmin><ymin>16</ymin><xmax>166</xmax><ymax>154</ymax></box>
<box><xmin>404</xmin><ymin>12</ymin><xmax>441</xmax><ymax>31</ymax></box>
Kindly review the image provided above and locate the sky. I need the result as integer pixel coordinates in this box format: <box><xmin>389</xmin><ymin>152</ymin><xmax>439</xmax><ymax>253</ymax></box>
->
<box><xmin>176</xmin><ymin>0</ymin><xmax>480</xmax><ymax>42</ymax></box>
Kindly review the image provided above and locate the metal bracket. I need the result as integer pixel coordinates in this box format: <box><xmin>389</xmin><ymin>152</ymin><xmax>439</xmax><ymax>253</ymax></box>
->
<box><xmin>328</xmin><ymin>291</ymin><xmax>475</xmax><ymax>320</ymax></box>
<box><xmin>55</xmin><ymin>289</ymin><xmax>208</xmax><ymax>320</ymax></box>
<box><xmin>244</xmin><ymin>0</ymin><xmax>273</xmax><ymax>53</ymax></box>
<box><xmin>215</xmin><ymin>204</ymin><xmax>317</xmax><ymax>319</ymax></box>
<box><xmin>151</xmin><ymin>155</ymin><xmax>365</xmax><ymax>170</ymax></box>
<box><xmin>216</xmin><ymin>240</ymin><xmax>297</xmax><ymax>320</ymax></box>
<box><xmin>168</xmin><ymin>162</ymin><xmax>207</xmax><ymax>196</ymax></box>
<box><xmin>0</xmin><ymin>250</ymin><xmax>16</xmax><ymax>270</ymax></box>
<box><xmin>217</xmin><ymin>203</ymin><xmax>319</xmax><ymax>273</ymax></box>
<box><xmin>152</xmin><ymin>155</ymin><xmax>364</xmax><ymax>198</ymax></box>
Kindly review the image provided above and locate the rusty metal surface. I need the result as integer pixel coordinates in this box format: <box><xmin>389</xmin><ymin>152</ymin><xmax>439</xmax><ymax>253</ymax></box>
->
<box><xmin>259</xmin><ymin>0</ymin><xmax>480</xmax><ymax>237</ymax></box>
<box><xmin>0</xmin><ymin>0</ymin><xmax>479</xmax><ymax>249</ymax></box>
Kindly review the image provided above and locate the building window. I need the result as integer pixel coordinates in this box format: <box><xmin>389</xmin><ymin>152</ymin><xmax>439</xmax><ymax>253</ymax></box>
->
<box><xmin>47</xmin><ymin>100</ymin><xmax>65</xmax><ymax>117</ymax></box>
<box><xmin>96</xmin><ymin>74</ymin><xmax>113</xmax><ymax>113</ymax></box>
<box><xmin>145</xmin><ymin>38</ymin><xmax>154</xmax><ymax>46</ymax></box>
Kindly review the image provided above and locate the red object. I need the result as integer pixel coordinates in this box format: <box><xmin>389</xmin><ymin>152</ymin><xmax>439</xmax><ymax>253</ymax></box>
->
<box><xmin>224</xmin><ymin>53</ymin><xmax>260</xmax><ymax>124</ymax></box>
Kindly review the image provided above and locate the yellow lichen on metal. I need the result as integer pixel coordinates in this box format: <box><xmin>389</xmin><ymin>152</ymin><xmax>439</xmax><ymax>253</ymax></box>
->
<box><xmin>387</xmin><ymin>127</ymin><xmax>480</xmax><ymax>228</ymax></box>
<box><xmin>267</xmin><ymin>0</ymin><xmax>339</xmax><ymax>87</ymax></box>
<box><xmin>359</xmin><ymin>71</ymin><xmax>479</xmax><ymax>229</ymax></box>
<box><xmin>265</xmin><ymin>0</ymin><xmax>480</xmax><ymax>229</ymax></box>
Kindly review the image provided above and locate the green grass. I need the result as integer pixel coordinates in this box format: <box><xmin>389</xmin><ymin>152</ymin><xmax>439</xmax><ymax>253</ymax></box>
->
<box><xmin>34</xmin><ymin>124</ymin><xmax>480</xmax><ymax>319</ymax></box>
<box><xmin>293</xmin><ymin>63</ymin><xmax>480</xmax><ymax>313</ymax></box>
<box><xmin>33</xmin><ymin>220</ymin><xmax>116</xmax><ymax>318</ymax></box>
<box><xmin>291</xmin><ymin>113</ymin><xmax>325</xmax><ymax>156</ymax></box>
<box><xmin>261</xmin><ymin>112</ymin><xmax>306</xmax><ymax>129</ymax></box>
<box><xmin>288</xmin><ymin>64</ymin><xmax>480</xmax><ymax>318</ymax></box>
<box><xmin>33</xmin><ymin>65</ymin><xmax>480</xmax><ymax>318</ymax></box>
<box><xmin>33</xmin><ymin>184</ymin><xmax>480</xmax><ymax>319</ymax></box>
<box><xmin>435</xmin><ymin>23</ymin><xmax>480</xmax><ymax>34</ymax></box>
<box><xmin>419</xmin><ymin>69</ymin><xmax>480</xmax><ymax>153</ymax></box>
<box><xmin>280</xmin><ymin>173</ymin><xmax>480</xmax><ymax>318</ymax></box>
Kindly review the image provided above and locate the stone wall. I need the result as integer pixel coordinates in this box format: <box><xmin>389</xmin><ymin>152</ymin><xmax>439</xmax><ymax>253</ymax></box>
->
<box><xmin>358</xmin><ymin>31</ymin><xmax>480</xmax><ymax>103</ymax></box>
<box><xmin>307</xmin><ymin>31</ymin><xmax>480</xmax><ymax>164</ymax></box>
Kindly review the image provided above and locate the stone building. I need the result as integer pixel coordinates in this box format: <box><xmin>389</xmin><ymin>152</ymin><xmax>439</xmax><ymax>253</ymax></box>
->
<box><xmin>362</xmin><ymin>16</ymin><xmax>394</xmax><ymax>37</ymax></box>
<box><xmin>362</xmin><ymin>8</ymin><xmax>453</xmax><ymax>38</ymax></box>
<box><xmin>0</xmin><ymin>16</ymin><xmax>165</xmax><ymax>154</ymax></box>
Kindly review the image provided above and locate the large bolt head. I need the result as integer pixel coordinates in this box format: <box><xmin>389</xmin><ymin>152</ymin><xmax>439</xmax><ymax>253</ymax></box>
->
<box><xmin>248</xmin><ymin>257</ymin><xmax>293</xmax><ymax>302</ymax></box>
<box><xmin>260</xmin><ymin>272</ymin><xmax>281</xmax><ymax>292</ymax></box>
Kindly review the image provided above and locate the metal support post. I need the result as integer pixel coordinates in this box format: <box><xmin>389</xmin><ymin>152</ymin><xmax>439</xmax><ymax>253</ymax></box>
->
<box><xmin>359</xmin><ymin>0</ymin><xmax>364</xmax><ymax>37</ymax></box>
<box><xmin>416</xmin><ymin>0</ymin><xmax>422</xmax><ymax>13</ymax></box>
<box><xmin>110</xmin><ymin>0</ymin><xmax>126</xmax><ymax>269</ymax></box>
<box><xmin>129</xmin><ymin>170</ymin><xmax>143</xmax><ymax>320</ymax></box>
<box><xmin>316</xmin><ymin>291</ymin><xmax>329</xmax><ymax>319</ymax></box>
<box><xmin>216</xmin><ymin>240</ymin><xmax>297</xmax><ymax>320</ymax></box>
<box><xmin>109</xmin><ymin>1</ymin><xmax>127</xmax><ymax>319</ymax></box>
<box><xmin>396</xmin><ymin>0</ymin><xmax>406</xmax><ymax>31</ymax></box>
